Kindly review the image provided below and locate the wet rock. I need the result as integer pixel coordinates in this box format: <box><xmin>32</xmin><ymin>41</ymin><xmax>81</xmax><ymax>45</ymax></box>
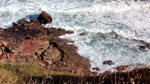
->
<box><xmin>103</xmin><ymin>60</ymin><xmax>115</xmax><ymax>65</ymax></box>
<box><xmin>46</xmin><ymin>28</ymin><xmax>66</xmax><ymax>36</ymax></box>
<box><xmin>79</xmin><ymin>32</ymin><xmax>87</xmax><ymax>36</ymax></box>
<box><xmin>66</xmin><ymin>30</ymin><xmax>74</xmax><ymax>34</ymax></box>
<box><xmin>117</xmin><ymin>65</ymin><xmax>130</xmax><ymax>71</ymax></box>
<box><xmin>139</xmin><ymin>45</ymin><xmax>146</xmax><ymax>49</ymax></box>
<box><xmin>92</xmin><ymin>67</ymin><xmax>100</xmax><ymax>71</ymax></box>
<box><xmin>37</xmin><ymin>11</ymin><xmax>52</xmax><ymax>24</ymax></box>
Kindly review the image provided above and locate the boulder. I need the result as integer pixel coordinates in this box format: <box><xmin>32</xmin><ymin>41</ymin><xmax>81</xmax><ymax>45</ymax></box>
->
<box><xmin>37</xmin><ymin>11</ymin><xmax>52</xmax><ymax>24</ymax></box>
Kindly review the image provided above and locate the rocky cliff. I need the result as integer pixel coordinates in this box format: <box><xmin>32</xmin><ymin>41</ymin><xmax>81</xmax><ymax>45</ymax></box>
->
<box><xmin>0</xmin><ymin>11</ymin><xmax>91</xmax><ymax>76</ymax></box>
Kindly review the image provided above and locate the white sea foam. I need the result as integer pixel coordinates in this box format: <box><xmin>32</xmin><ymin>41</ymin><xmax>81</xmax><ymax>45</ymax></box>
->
<box><xmin>1</xmin><ymin>0</ymin><xmax>150</xmax><ymax>72</ymax></box>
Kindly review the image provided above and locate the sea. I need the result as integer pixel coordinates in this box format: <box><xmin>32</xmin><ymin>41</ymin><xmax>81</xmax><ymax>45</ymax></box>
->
<box><xmin>0</xmin><ymin>0</ymin><xmax>150</xmax><ymax>73</ymax></box>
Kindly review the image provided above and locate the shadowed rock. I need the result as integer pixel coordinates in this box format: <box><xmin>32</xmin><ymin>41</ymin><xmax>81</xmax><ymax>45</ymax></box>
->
<box><xmin>37</xmin><ymin>11</ymin><xmax>52</xmax><ymax>24</ymax></box>
<box><xmin>139</xmin><ymin>45</ymin><xmax>146</xmax><ymax>49</ymax></box>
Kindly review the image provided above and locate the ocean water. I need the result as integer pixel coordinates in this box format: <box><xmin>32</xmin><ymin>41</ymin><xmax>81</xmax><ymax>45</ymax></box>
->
<box><xmin>0</xmin><ymin>0</ymin><xmax>150</xmax><ymax>72</ymax></box>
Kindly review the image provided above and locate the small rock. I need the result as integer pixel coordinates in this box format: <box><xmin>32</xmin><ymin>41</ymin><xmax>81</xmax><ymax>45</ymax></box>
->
<box><xmin>66</xmin><ymin>30</ymin><xmax>74</xmax><ymax>34</ymax></box>
<box><xmin>37</xmin><ymin>11</ymin><xmax>52</xmax><ymax>24</ymax></box>
<box><xmin>117</xmin><ymin>65</ymin><xmax>130</xmax><ymax>71</ymax></box>
<box><xmin>103</xmin><ymin>60</ymin><xmax>115</xmax><ymax>65</ymax></box>
<box><xmin>79</xmin><ymin>32</ymin><xmax>87</xmax><ymax>36</ymax></box>
<box><xmin>92</xmin><ymin>67</ymin><xmax>100</xmax><ymax>71</ymax></box>
<box><xmin>139</xmin><ymin>45</ymin><xmax>146</xmax><ymax>49</ymax></box>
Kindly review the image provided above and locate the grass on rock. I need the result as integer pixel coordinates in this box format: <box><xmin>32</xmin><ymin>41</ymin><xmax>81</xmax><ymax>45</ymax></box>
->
<box><xmin>0</xmin><ymin>61</ymin><xmax>150</xmax><ymax>84</ymax></box>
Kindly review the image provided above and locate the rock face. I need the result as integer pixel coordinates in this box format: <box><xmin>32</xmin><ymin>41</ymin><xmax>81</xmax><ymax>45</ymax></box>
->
<box><xmin>37</xmin><ymin>11</ymin><xmax>52</xmax><ymax>24</ymax></box>
<box><xmin>0</xmin><ymin>11</ymin><xmax>91</xmax><ymax>76</ymax></box>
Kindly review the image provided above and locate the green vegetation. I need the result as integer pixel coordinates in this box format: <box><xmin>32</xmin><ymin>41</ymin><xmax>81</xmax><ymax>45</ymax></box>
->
<box><xmin>0</xmin><ymin>62</ymin><xmax>77</xmax><ymax>84</ymax></box>
<box><xmin>0</xmin><ymin>62</ymin><xmax>150</xmax><ymax>84</ymax></box>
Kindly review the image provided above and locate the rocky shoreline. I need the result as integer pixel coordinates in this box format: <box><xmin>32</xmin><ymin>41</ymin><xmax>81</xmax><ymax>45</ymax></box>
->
<box><xmin>0</xmin><ymin>11</ymin><xmax>91</xmax><ymax>76</ymax></box>
<box><xmin>0</xmin><ymin>11</ymin><xmax>150</xmax><ymax>84</ymax></box>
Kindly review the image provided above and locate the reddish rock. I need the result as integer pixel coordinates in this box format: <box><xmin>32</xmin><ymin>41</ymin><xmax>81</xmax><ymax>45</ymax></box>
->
<box><xmin>92</xmin><ymin>67</ymin><xmax>100</xmax><ymax>71</ymax></box>
<box><xmin>117</xmin><ymin>65</ymin><xmax>130</xmax><ymax>71</ymax></box>
<box><xmin>21</xmin><ymin>39</ymin><xmax>48</xmax><ymax>55</ymax></box>
<box><xmin>139</xmin><ymin>43</ymin><xmax>150</xmax><ymax>49</ymax></box>
<box><xmin>37</xmin><ymin>11</ymin><xmax>52</xmax><ymax>24</ymax></box>
<box><xmin>103</xmin><ymin>60</ymin><xmax>115</xmax><ymax>65</ymax></box>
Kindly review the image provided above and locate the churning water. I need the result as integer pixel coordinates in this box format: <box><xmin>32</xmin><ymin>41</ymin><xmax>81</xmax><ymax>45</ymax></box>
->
<box><xmin>0</xmin><ymin>0</ymin><xmax>150</xmax><ymax>72</ymax></box>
